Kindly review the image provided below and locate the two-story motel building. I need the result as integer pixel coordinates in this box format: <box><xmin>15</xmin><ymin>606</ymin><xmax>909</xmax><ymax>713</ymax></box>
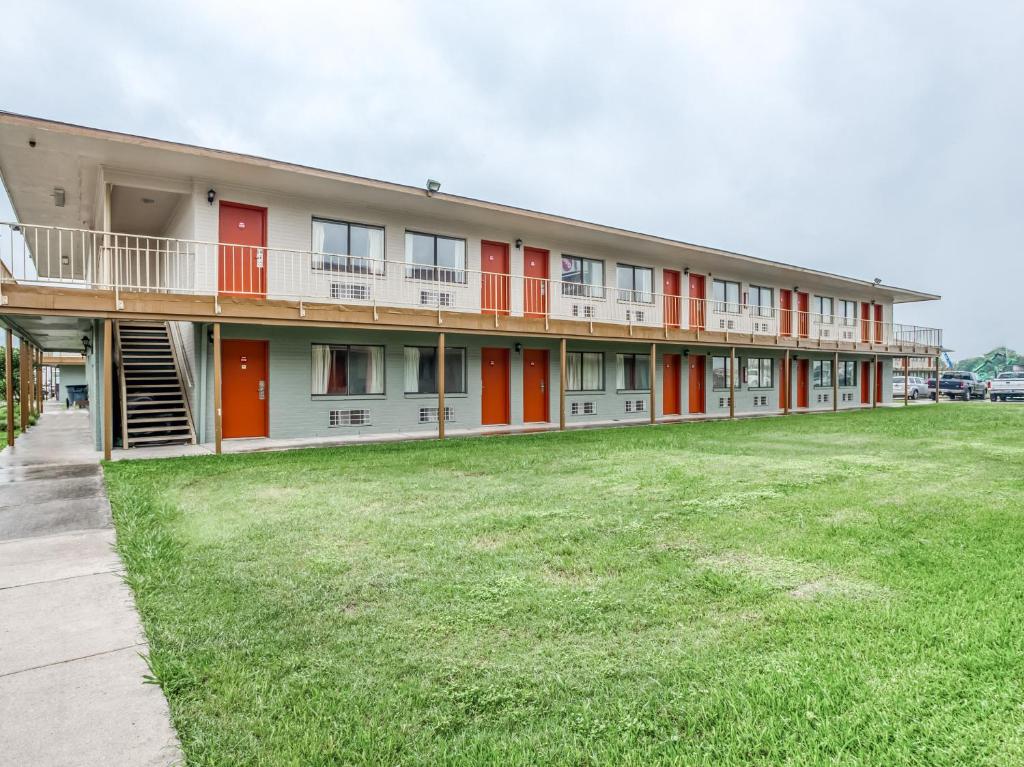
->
<box><xmin>0</xmin><ymin>113</ymin><xmax>943</xmax><ymax>457</ymax></box>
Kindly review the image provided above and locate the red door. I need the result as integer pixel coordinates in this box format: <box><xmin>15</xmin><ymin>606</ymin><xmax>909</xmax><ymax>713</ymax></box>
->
<box><xmin>523</xmin><ymin>247</ymin><xmax>549</xmax><ymax>318</ymax></box>
<box><xmin>663</xmin><ymin>353</ymin><xmax>681</xmax><ymax>415</ymax></box>
<box><xmin>688</xmin><ymin>274</ymin><xmax>706</xmax><ymax>330</ymax></box>
<box><xmin>688</xmin><ymin>354</ymin><xmax>706</xmax><ymax>413</ymax></box>
<box><xmin>218</xmin><ymin>202</ymin><xmax>267</xmax><ymax>298</ymax></box>
<box><xmin>779</xmin><ymin>356</ymin><xmax>789</xmax><ymax>409</ymax></box>
<box><xmin>481</xmin><ymin>347</ymin><xmax>510</xmax><ymax>425</ymax></box>
<box><xmin>221</xmin><ymin>339</ymin><xmax>268</xmax><ymax>438</ymax></box>
<box><xmin>522</xmin><ymin>349</ymin><xmax>549</xmax><ymax>423</ymax></box>
<box><xmin>861</xmin><ymin>302</ymin><xmax>871</xmax><ymax>343</ymax></box>
<box><xmin>663</xmin><ymin>270</ymin><xmax>681</xmax><ymax>328</ymax></box>
<box><xmin>796</xmin><ymin>359</ymin><xmax>809</xmax><ymax>408</ymax></box>
<box><xmin>780</xmin><ymin>289</ymin><xmax>793</xmax><ymax>336</ymax></box>
<box><xmin>481</xmin><ymin>241</ymin><xmax>510</xmax><ymax>315</ymax></box>
<box><xmin>861</xmin><ymin>361</ymin><xmax>871</xmax><ymax>404</ymax></box>
<box><xmin>796</xmin><ymin>292</ymin><xmax>810</xmax><ymax>338</ymax></box>
<box><xmin>873</xmin><ymin>304</ymin><xmax>883</xmax><ymax>343</ymax></box>
<box><xmin>875</xmin><ymin>360</ymin><xmax>883</xmax><ymax>402</ymax></box>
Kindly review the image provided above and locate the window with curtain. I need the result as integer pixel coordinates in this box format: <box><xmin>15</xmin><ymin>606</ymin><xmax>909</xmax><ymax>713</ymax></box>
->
<box><xmin>404</xmin><ymin>231</ymin><xmax>467</xmax><ymax>283</ymax></box>
<box><xmin>311</xmin><ymin>344</ymin><xmax>385</xmax><ymax>395</ymax></box>
<box><xmin>403</xmin><ymin>347</ymin><xmax>466</xmax><ymax>394</ymax></box>
<box><xmin>746</xmin><ymin>357</ymin><xmax>774</xmax><ymax>388</ymax></box>
<box><xmin>561</xmin><ymin>255</ymin><xmax>605</xmax><ymax>297</ymax></box>
<box><xmin>616</xmin><ymin>264</ymin><xmax>654</xmax><ymax>303</ymax></box>
<box><xmin>712</xmin><ymin>356</ymin><xmax>733</xmax><ymax>390</ymax></box>
<box><xmin>814</xmin><ymin>296</ymin><xmax>835</xmax><ymax>323</ymax></box>
<box><xmin>813</xmin><ymin>359</ymin><xmax>834</xmax><ymax>387</ymax></box>
<box><xmin>566</xmin><ymin>351</ymin><xmax>604</xmax><ymax>391</ymax></box>
<box><xmin>838</xmin><ymin>360</ymin><xmax>858</xmax><ymax>387</ymax></box>
<box><xmin>749</xmin><ymin>286</ymin><xmax>773</xmax><ymax>317</ymax></box>
<box><xmin>839</xmin><ymin>300</ymin><xmax>857</xmax><ymax>326</ymax></box>
<box><xmin>311</xmin><ymin>218</ymin><xmax>385</xmax><ymax>275</ymax></box>
<box><xmin>616</xmin><ymin>353</ymin><xmax>650</xmax><ymax>391</ymax></box>
<box><xmin>712</xmin><ymin>279</ymin><xmax>741</xmax><ymax>313</ymax></box>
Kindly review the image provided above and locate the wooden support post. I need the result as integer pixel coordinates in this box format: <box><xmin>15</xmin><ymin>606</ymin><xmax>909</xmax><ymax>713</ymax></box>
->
<box><xmin>649</xmin><ymin>342</ymin><xmax>656</xmax><ymax>424</ymax></box>
<box><xmin>729</xmin><ymin>346</ymin><xmax>736</xmax><ymax>419</ymax></box>
<box><xmin>935</xmin><ymin>355</ymin><xmax>940</xmax><ymax>404</ymax></box>
<box><xmin>213</xmin><ymin>323</ymin><xmax>223</xmax><ymax>455</ymax></box>
<box><xmin>19</xmin><ymin>337</ymin><xmax>29</xmax><ymax>432</ymax></box>
<box><xmin>102</xmin><ymin>320</ymin><xmax>113</xmax><ymax>460</ymax></box>
<box><xmin>783</xmin><ymin>349</ymin><xmax>790</xmax><ymax>415</ymax></box>
<box><xmin>5</xmin><ymin>331</ymin><xmax>14</xmax><ymax>446</ymax></box>
<box><xmin>36</xmin><ymin>351</ymin><xmax>43</xmax><ymax>413</ymax></box>
<box><xmin>872</xmin><ymin>353</ymin><xmax>879</xmax><ymax>409</ymax></box>
<box><xmin>833</xmin><ymin>351</ymin><xmax>839</xmax><ymax>412</ymax></box>
<box><xmin>559</xmin><ymin>338</ymin><xmax>566</xmax><ymax>430</ymax></box>
<box><xmin>437</xmin><ymin>332</ymin><xmax>446</xmax><ymax>441</ymax></box>
<box><xmin>903</xmin><ymin>356</ymin><xmax>909</xmax><ymax>406</ymax></box>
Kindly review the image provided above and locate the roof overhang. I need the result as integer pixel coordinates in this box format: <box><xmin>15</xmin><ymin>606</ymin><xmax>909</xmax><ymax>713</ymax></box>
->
<box><xmin>0</xmin><ymin>111</ymin><xmax>940</xmax><ymax>304</ymax></box>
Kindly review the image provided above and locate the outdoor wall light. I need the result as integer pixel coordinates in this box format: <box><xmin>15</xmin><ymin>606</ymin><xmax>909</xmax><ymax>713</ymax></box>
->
<box><xmin>425</xmin><ymin>179</ymin><xmax>441</xmax><ymax>196</ymax></box>
<box><xmin>514</xmin><ymin>342</ymin><xmax>523</xmax><ymax>353</ymax></box>
<box><xmin>207</xmin><ymin>188</ymin><xmax>216</xmax><ymax>206</ymax></box>
<box><xmin>515</xmin><ymin>238</ymin><xmax>523</xmax><ymax>249</ymax></box>
<box><xmin>81</xmin><ymin>335</ymin><xmax>92</xmax><ymax>355</ymax></box>
<box><xmin>683</xmin><ymin>267</ymin><xmax>690</xmax><ymax>275</ymax></box>
<box><xmin>683</xmin><ymin>349</ymin><xmax>689</xmax><ymax>357</ymax></box>
<box><xmin>793</xmin><ymin>286</ymin><xmax>799</xmax><ymax>293</ymax></box>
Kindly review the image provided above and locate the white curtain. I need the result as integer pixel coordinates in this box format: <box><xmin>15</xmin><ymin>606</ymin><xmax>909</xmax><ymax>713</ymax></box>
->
<box><xmin>311</xmin><ymin>344</ymin><xmax>331</xmax><ymax>395</ymax></box>
<box><xmin>312</xmin><ymin>221</ymin><xmax>327</xmax><ymax>253</ymax></box>
<box><xmin>367</xmin><ymin>227</ymin><xmax>385</xmax><ymax>274</ymax></box>
<box><xmin>404</xmin><ymin>347</ymin><xmax>420</xmax><ymax>392</ymax></box>
<box><xmin>582</xmin><ymin>354</ymin><xmax>601</xmax><ymax>391</ymax></box>
<box><xmin>566</xmin><ymin>353</ymin><xmax>581</xmax><ymax>391</ymax></box>
<box><xmin>616</xmin><ymin>355</ymin><xmax>626</xmax><ymax>390</ymax></box>
<box><xmin>367</xmin><ymin>346</ymin><xmax>385</xmax><ymax>394</ymax></box>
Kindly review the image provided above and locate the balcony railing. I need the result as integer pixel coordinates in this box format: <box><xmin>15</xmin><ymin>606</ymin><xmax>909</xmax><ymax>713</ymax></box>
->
<box><xmin>0</xmin><ymin>222</ymin><xmax>943</xmax><ymax>350</ymax></box>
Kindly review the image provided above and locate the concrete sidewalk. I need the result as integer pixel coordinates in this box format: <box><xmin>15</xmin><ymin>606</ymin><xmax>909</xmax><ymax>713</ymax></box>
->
<box><xmin>0</xmin><ymin>409</ymin><xmax>182</xmax><ymax>766</ymax></box>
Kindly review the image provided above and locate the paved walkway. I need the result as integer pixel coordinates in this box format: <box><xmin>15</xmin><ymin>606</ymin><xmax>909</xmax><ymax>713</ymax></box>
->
<box><xmin>0</xmin><ymin>408</ymin><xmax>182</xmax><ymax>766</ymax></box>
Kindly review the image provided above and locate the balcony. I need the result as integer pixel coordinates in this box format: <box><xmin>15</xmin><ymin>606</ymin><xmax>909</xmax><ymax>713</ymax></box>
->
<box><xmin>0</xmin><ymin>222</ymin><xmax>943</xmax><ymax>353</ymax></box>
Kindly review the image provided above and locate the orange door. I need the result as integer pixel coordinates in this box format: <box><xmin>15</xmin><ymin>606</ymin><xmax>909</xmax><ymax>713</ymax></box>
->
<box><xmin>873</xmin><ymin>304</ymin><xmax>883</xmax><ymax>343</ymax></box>
<box><xmin>688</xmin><ymin>274</ymin><xmax>706</xmax><ymax>330</ymax></box>
<box><xmin>481</xmin><ymin>347</ymin><xmax>510</xmax><ymax>425</ymax></box>
<box><xmin>779</xmin><ymin>356</ymin><xmax>789</xmax><ymax>409</ymax></box>
<box><xmin>780</xmin><ymin>289</ymin><xmax>793</xmax><ymax>336</ymax></box>
<box><xmin>796</xmin><ymin>292</ymin><xmax>810</xmax><ymax>338</ymax></box>
<box><xmin>861</xmin><ymin>302</ymin><xmax>871</xmax><ymax>342</ymax></box>
<box><xmin>523</xmin><ymin>247</ymin><xmax>549</xmax><ymax>318</ymax></box>
<box><xmin>796</xmin><ymin>359</ymin><xmax>809</xmax><ymax>408</ymax></box>
<box><xmin>663</xmin><ymin>270</ymin><xmax>681</xmax><ymax>328</ymax></box>
<box><xmin>688</xmin><ymin>354</ymin><xmax>706</xmax><ymax>414</ymax></box>
<box><xmin>875</xmin><ymin>360</ymin><xmax>883</xmax><ymax>402</ymax></box>
<box><xmin>481</xmin><ymin>241</ymin><xmax>510</xmax><ymax>315</ymax></box>
<box><xmin>218</xmin><ymin>202</ymin><xmax>267</xmax><ymax>298</ymax></box>
<box><xmin>522</xmin><ymin>349</ymin><xmax>549</xmax><ymax>423</ymax></box>
<box><xmin>221</xmin><ymin>339</ymin><xmax>268</xmax><ymax>438</ymax></box>
<box><xmin>663</xmin><ymin>353</ymin><xmax>681</xmax><ymax>415</ymax></box>
<box><xmin>861</xmin><ymin>360</ymin><xmax>871</xmax><ymax>403</ymax></box>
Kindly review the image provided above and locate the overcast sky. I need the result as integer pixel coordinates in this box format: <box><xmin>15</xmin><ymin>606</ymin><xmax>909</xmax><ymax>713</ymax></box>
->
<box><xmin>2</xmin><ymin>0</ymin><xmax>1021</xmax><ymax>358</ymax></box>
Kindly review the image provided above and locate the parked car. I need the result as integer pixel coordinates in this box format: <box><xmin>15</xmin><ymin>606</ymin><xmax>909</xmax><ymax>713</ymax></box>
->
<box><xmin>927</xmin><ymin>371</ymin><xmax>986</xmax><ymax>401</ymax></box>
<box><xmin>988</xmin><ymin>371</ymin><xmax>1024</xmax><ymax>402</ymax></box>
<box><xmin>893</xmin><ymin>376</ymin><xmax>929</xmax><ymax>400</ymax></box>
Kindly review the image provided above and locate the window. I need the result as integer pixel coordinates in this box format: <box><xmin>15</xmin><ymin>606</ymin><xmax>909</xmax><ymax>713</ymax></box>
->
<box><xmin>839</xmin><ymin>300</ymin><xmax>857</xmax><ymax>325</ymax></box>
<box><xmin>405</xmin><ymin>231</ymin><xmax>467</xmax><ymax>283</ymax></box>
<box><xmin>712</xmin><ymin>279</ymin><xmax>741</xmax><ymax>313</ymax></box>
<box><xmin>838</xmin><ymin>360</ymin><xmax>858</xmax><ymax>387</ymax></box>
<box><xmin>813</xmin><ymin>296</ymin><xmax>834</xmax><ymax>323</ymax></box>
<box><xmin>712</xmin><ymin>356</ymin><xmax>734</xmax><ymax>390</ymax></box>
<box><xmin>566</xmin><ymin>352</ymin><xmax>604</xmax><ymax>391</ymax></box>
<box><xmin>749</xmin><ymin>286</ymin><xmax>773</xmax><ymax>318</ymax></box>
<box><xmin>311</xmin><ymin>344</ymin><xmax>385</xmax><ymax>396</ymax></box>
<box><xmin>311</xmin><ymin>218</ymin><xmax>385</xmax><ymax>275</ymax></box>
<box><xmin>562</xmin><ymin>255</ymin><xmax>605</xmax><ymax>298</ymax></box>
<box><xmin>404</xmin><ymin>347</ymin><xmax>466</xmax><ymax>394</ymax></box>
<box><xmin>746</xmin><ymin>358</ymin><xmax>774</xmax><ymax>389</ymax></box>
<box><xmin>813</xmin><ymin>359</ymin><xmax>834</xmax><ymax>387</ymax></box>
<box><xmin>616</xmin><ymin>353</ymin><xmax>650</xmax><ymax>391</ymax></box>
<box><xmin>616</xmin><ymin>264</ymin><xmax>654</xmax><ymax>303</ymax></box>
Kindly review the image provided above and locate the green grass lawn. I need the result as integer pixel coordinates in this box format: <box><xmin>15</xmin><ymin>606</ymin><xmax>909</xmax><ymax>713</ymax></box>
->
<box><xmin>104</xmin><ymin>405</ymin><xmax>1024</xmax><ymax>766</ymax></box>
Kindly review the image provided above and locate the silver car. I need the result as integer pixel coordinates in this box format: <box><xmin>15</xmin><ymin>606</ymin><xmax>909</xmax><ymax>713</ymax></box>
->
<box><xmin>893</xmin><ymin>375</ymin><xmax>929</xmax><ymax>400</ymax></box>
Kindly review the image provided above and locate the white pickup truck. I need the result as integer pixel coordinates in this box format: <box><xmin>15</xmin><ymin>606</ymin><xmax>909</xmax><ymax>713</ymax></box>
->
<box><xmin>989</xmin><ymin>371</ymin><xmax>1024</xmax><ymax>402</ymax></box>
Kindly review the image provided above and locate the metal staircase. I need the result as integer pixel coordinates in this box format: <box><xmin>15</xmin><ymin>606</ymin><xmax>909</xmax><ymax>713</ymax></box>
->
<box><xmin>116</xmin><ymin>321</ymin><xmax>195</xmax><ymax>447</ymax></box>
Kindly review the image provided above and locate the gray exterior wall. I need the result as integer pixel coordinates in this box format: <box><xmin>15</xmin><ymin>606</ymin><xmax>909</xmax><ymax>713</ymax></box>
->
<box><xmin>57</xmin><ymin>364</ymin><xmax>86</xmax><ymax>402</ymax></box>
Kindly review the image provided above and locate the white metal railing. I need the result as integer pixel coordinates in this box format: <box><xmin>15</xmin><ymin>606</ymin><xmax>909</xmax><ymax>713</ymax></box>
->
<box><xmin>0</xmin><ymin>221</ymin><xmax>943</xmax><ymax>350</ymax></box>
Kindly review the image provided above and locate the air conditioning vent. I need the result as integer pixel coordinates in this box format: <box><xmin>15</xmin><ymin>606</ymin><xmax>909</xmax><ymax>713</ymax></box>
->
<box><xmin>626</xmin><ymin>310</ymin><xmax>646</xmax><ymax>323</ymax></box>
<box><xmin>331</xmin><ymin>282</ymin><xmax>371</xmax><ymax>301</ymax></box>
<box><xmin>718</xmin><ymin>396</ymin><xmax>732</xmax><ymax>408</ymax></box>
<box><xmin>330</xmin><ymin>409</ymin><xmax>370</xmax><ymax>427</ymax></box>
<box><xmin>420</xmin><ymin>290</ymin><xmax>454</xmax><ymax>308</ymax></box>
<box><xmin>419</xmin><ymin>406</ymin><xmax>455</xmax><ymax>423</ymax></box>
<box><xmin>821</xmin><ymin>329</ymin><xmax>831</xmax><ymax>338</ymax></box>
<box><xmin>570</xmin><ymin>401</ymin><xmax>596</xmax><ymax>416</ymax></box>
<box><xmin>624</xmin><ymin>399</ymin><xmax>647</xmax><ymax>413</ymax></box>
<box><xmin>719</xmin><ymin>319</ymin><xmax>736</xmax><ymax>330</ymax></box>
<box><xmin>572</xmin><ymin>304</ymin><xmax>597</xmax><ymax>319</ymax></box>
